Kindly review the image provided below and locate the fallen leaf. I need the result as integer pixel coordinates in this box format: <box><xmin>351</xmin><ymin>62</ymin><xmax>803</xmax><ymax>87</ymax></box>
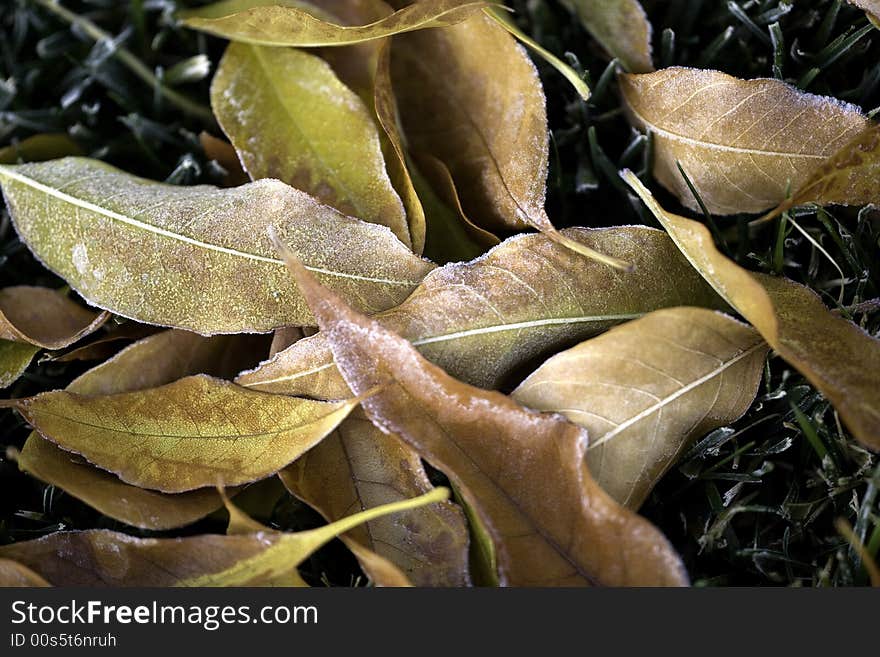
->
<box><xmin>625</xmin><ymin>170</ymin><xmax>880</xmax><ymax>452</ymax></box>
<box><xmin>273</xmin><ymin>238</ymin><xmax>688</xmax><ymax>586</ymax></box>
<box><xmin>374</xmin><ymin>40</ymin><xmax>427</xmax><ymax>254</ymax></box>
<box><xmin>49</xmin><ymin>323</ymin><xmax>160</xmax><ymax>363</ymax></box>
<box><xmin>513</xmin><ymin>307</ymin><xmax>768</xmax><ymax>508</ymax></box>
<box><xmin>211</xmin><ymin>42</ymin><xmax>410</xmax><ymax>246</ymax></box>
<box><xmin>179</xmin><ymin>0</ymin><xmax>493</xmax><ymax>47</ymax></box>
<box><xmin>0</xmin><ymin>157</ymin><xmax>434</xmax><ymax>334</ymax></box>
<box><xmin>762</xmin><ymin>124</ymin><xmax>880</xmax><ymax>221</ymax></box>
<box><xmin>0</xmin><ymin>133</ymin><xmax>83</xmax><ymax>164</ymax></box>
<box><xmin>280</xmin><ymin>408</ymin><xmax>471</xmax><ymax>586</ymax></box>
<box><xmin>7</xmin><ymin>374</ymin><xmax>356</xmax><ymax>493</ymax></box>
<box><xmin>0</xmin><ymin>488</ymin><xmax>450</xmax><ymax>586</ymax></box>
<box><xmin>560</xmin><ymin>0</ymin><xmax>654</xmax><ymax>73</ymax></box>
<box><xmin>0</xmin><ymin>286</ymin><xmax>109</xmax><ymax>349</ymax></box>
<box><xmin>620</xmin><ymin>67</ymin><xmax>872</xmax><ymax>214</ymax></box>
<box><xmin>391</xmin><ymin>13</ymin><xmax>544</xmax><ymax>234</ymax></box>
<box><xmin>391</xmin><ymin>13</ymin><xmax>625</xmax><ymax>267</ymax></box>
<box><xmin>238</xmin><ymin>227</ymin><xmax>723</xmax><ymax>399</ymax></box>
<box><xmin>0</xmin><ymin>559</ymin><xmax>51</xmax><ymax>587</ymax></box>
<box><xmin>18</xmin><ymin>330</ymin><xmax>270</xmax><ymax>530</ymax></box>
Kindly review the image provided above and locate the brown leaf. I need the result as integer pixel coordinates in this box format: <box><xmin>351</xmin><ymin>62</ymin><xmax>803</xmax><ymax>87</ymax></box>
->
<box><xmin>273</xmin><ymin>237</ymin><xmax>688</xmax><ymax>586</ymax></box>
<box><xmin>0</xmin><ymin>286</ymin><xmax>109</xmax><ymax>349</ymax></box>
<box><xmin>559</xmin><ymin>0</ymin><xmax>654</xmax><ymax>73</ymax></box>
<box><xmin>0</xmin><ymin>133</ymin><xmax>83</xmax><ymax>165</ymax></box>
<box><xmin>620</xmin><ymin>67</ymin><xmax>872</xmax><ymax>214</ymax></box>
<box><xmin>513</xmin><ymin>308</ymin><xmax>768</xmax><ymax>508</ymax></box>
<box><xmin>18</xmin><ymin>330</ymin><xmax>270</xmax><ymax>530</ymax></box>
<box><xmin>625</xmin><ymin>170</ymin><xmax>880</xmax><ymax>452</ymax></box>
<box><xmin>238</xmin><ymin>227</ymin><xmax>724</xmax><ymax>399</ymax></box>
<box><xmin>280</xmin><ymin>408</ymin><xmax>471</xmax><ymax>587</ymax></box>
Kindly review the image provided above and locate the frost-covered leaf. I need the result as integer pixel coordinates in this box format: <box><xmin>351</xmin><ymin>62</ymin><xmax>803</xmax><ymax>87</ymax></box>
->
<box><xmin>620</xmin><ymin>67</ymin><xmax>872</xmax><ymax>214</ymax></box>
<box><xmin>8</xmin><ymin>375</ymin><xmax>356</xmax><ymax>493</ymax></box>
<box><xmin>560</xmin><ymin>0</ymin><xmax>654</xmax><ymax>73</ymax></box>
<box><xmin>0</xmin><ymin>488</ymin><xmax>450</xmax><ymax>586</ymax></box>
<box><xmin>765</xmin><ymin>124</ymin><xmax>880</xmax><ymax>220</ymax></box>
<box><xmin>280</xmin><ymin>408</ymin><xmax>471</xmax><ymax>587</ymax></box>
<box><xmin>18</xmin><ymin>330</ymin><xmax>270</xmax><ymax>530</ymax></box>
<box><xmin>211</xmin><ymin>43</ymin><xmax>410</xmax><ymax>246</ymax></box>
<box><xmin>237</xmin><ymin>227</ymin><xmax>723</xmax><ymax>399</ymax></box>
<box><xmin>513</xmin><ymin>308</ymin><xmax>768</xmax><ymax>508</ymax></box>
<box><xmin>274</xmin><ymin>241</ymin><xmax>689</xmax><ymax>586</ymax></box>
<box><xmin>626</xmin><ymin>171</ymin><xmax>880</xmax><ymax>452</ymax></box>
<box><xmin>0</xmin><ymin>158</ymin><xmax>434</xmax><ymax>334</ymax></box>
<box><xmin>179</xmin><ymin>0</ymin><xmax>493</xmax><ymax>47</ymax></box>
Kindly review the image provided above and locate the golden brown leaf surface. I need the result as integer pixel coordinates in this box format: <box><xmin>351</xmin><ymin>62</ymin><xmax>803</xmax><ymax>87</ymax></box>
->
<box><xmin>238</xmin><ymin>227</ymin><xmax>724</xmax><ymax>399</ymax></box>
<box><xmin>12</xmin><ymin>374</ymin><xmax>355</xmax><ymax>493</ymax></box>
<box><xmin>0</xmin><ymin>488</ymin><xmax>449</xmax><ymax>586</ymax></box>
<box><xmin>626</xmin><ymin>171</ymin><xmax>880</xmax><ymax>452</ymax></box>
<box><xmin>276</xmin><ymin>244</ymin><xmax>688</xmax><ymax>586</ymax></box>
<box><xmin>280</xmin><ymin>408</ymin><xmax>471</xmax><ymax>587</ymax></box>
<box><xmin>0</xmin><ymin>158</ymin><xmax>434</xmax><ymax>334</ymax></box>
<box><xmin>0</xmin><ymin>559</ymin><xmax>51</xmax><ymax>587</ymax></box>
<box><xmin>211</xmin><ymin>42</ymin><xmax>409</xmax><ymax>246</ymax></box>
<box><xmin>620</xmin><ymin>67</ymin><xmax>872</xmax><ymax>214</ymax></box>
<box><xmin>180</xmin><ymin>0</ymin><xmax>492</xmax><ymax>46</ymax></box>
<box><xmin>18</xmin><ymin>330</ymin><xmax>270</xmax><ymax>530</ymax></box>
<box><xmin>765</xmin><ymin>124</ymin><xmax>880</xmax><ymax>219</ymax></box>
<box><xmin>513</xmin><ymin>308</ymin><xmax>768</xmax><ymax>508</ymax></box>
<box><xmin>560</xmin><ymin>0</ymin><xmax>654</xmax><ymax>73</ymax></box>
<box><xmin>0</xmin><ymin>286</ymin><xmax>108</xmax><ymax>349</ymax></box>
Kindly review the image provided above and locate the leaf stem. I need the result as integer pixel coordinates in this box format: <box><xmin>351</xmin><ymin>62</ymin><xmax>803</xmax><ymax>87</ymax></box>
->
<box><xmin>32</xmin><ymin>0</ymin><xmax>215</xmax><ymax>124</ymax></box>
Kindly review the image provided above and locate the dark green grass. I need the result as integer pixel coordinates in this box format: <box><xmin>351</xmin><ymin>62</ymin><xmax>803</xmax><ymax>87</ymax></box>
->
<box><xmin>1</xmin><ymin>0</ymin><xmax>878</xmax><ymax>586</ymax></box>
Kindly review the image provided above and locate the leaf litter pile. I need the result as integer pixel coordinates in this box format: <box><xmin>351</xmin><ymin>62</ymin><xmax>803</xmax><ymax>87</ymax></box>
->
<box><xmin>0</xmin><ymin>0</ymin><xmax>878</xmax><ymax>587</ymax></box>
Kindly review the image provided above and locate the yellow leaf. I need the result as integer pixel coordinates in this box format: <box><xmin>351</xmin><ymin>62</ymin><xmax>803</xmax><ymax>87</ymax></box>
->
<box><xmin>18</xmin><ymin>330</ymin><xmax>270</xmax><ymax>530</ymax></box>
<box><xmin>211</xmin><ymin>43</ymin><xmax>410</xmax><ymax>247</ymax></box>
<box><xmin>0</xmin><ymin>158</ymin><xmax>434</xmax><ymax>334</ymax></box>
<box><xmin>8</xmin><ymin>374</ymin><xmax>356</xmax><ymax>493</ymax></box>
<box><xmin>514</xmin><ymin>307</ymin><xmax>768</xmax><ymax>508</ymax></box>
<box><xmin>625</xmin><ymin>170</ymin><xmax>880</xmax><ymax>452</ymax></box>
